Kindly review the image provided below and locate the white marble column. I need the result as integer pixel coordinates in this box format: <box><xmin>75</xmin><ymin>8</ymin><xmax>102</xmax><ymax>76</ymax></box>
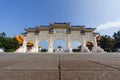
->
<box><xmin>91</xmin><ymin>36</ymin><xmax>98</xmax><ymax>52</ymax></box>
<box><xmin>92</xmin><ymin>36</ymin><xmax>104</xmax><ymax>52</ymax></box>
<box><xmin>34</xmin><ymin>36</ymin><xmax>39</xmax><ymax>53</ymax></box>
<box><xmin>81</xmin><ymin>40</ymin><xmax>84</xmax><ymax>52</ymax></box>
<box><xmin>94</xmin><ymin>36</ymin><xmax>98</xmax><ymax>48</ymax></box>
<box><xmin>22</xmin><ymin>36</ymin><xmax>27</xmax><ymax>53</ymax></box>
<box><xmin>67</xmin><ymin>35</ymin><xmax>72</xmax><ymax>53</ymax></box>
<box><xmin>48</xmin><ymin>35</ymin><xmax>53</xmax><ymax>53</ymax></box>
<box><xmin>81</xmin><ymin>38</ymin><xmax>90</xmax><ymax>52</ymax></box>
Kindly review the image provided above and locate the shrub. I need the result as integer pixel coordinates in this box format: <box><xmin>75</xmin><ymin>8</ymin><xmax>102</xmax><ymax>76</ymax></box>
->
<box><xmin>41</xmin><ymin>49</ymin><xmax>48</xmax><ymax>52</ymax></box>
<box><xmin>72</xmin><ymin>49</ymin><xmax>80</xmax><ymax>52</ymax></box>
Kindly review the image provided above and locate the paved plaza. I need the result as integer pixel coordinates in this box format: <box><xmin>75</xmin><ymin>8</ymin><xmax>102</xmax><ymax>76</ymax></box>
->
<box><xmin>0</xmin><ymin>53</ymin><xmax>120</xmax><ymax>80</ymax></box>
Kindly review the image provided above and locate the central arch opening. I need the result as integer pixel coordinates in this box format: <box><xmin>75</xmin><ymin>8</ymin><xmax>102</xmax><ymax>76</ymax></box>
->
<box><xmin>53</xmin><ymin>39</ymin><xmax>67</xmax><ymax>52</ymax></box>
<box><xmin>71</xmin><ymin>41</ymin><xmax>81</xmax><ymax>52</ymax></box>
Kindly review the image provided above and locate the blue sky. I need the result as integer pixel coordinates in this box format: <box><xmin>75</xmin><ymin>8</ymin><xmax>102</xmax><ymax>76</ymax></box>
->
<box><xmin>0</xmin><ymin>0</ymin><xmax>120</xmax><ymax>37</ymax></box>
<box><xmin>0</xmin><ymin>0</ymin><xmax>120</xmax><ymax>49</ymax></box>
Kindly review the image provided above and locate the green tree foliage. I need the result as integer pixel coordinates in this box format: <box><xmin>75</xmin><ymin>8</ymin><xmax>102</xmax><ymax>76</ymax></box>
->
<box><xmin>3</xmin><ymin>37</ymin><xmax>19</xmax><ymax>52</ymax></box>
<box><xmin>41</xmin><ymin>49</ymin><xmax>48</xmax><ymax>52</ymax></box>
<box><xmin>0</xmin><ymin>32</ymin><xmax>6</xmax><ymax>38</ymax></box>
<box><xmin>113</xmin><ymin>30</ymin><xmax>120</xmax><ymax>51</ymax></box>
<box><xmin>0</xmin><ymin>37</ymin><xmax>6</xmax><ymax>48</ymax></box>
<box><xmin>0</xmin><ymin>32</ymin><xmax>19</xmax><ymax>52</ymax></box>
<box><xmin>72</xmin><ymin>49</ymin><xmax>81</xmax><ymax>52</ymax></box>
<box><xmin>100</xmin><ymin>35</ymin><xmax>115</xmax><ymax>52</ymax></box>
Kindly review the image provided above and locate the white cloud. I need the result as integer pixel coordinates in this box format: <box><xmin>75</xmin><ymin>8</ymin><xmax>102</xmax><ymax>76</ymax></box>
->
<box><xmin>95</xmin><ymin>21</ymin><xmax>120</xmax><ymax>31</ymax></box>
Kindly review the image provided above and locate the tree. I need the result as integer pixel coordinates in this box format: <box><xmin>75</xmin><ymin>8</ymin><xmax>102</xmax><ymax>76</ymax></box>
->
<box><xmin>0</xmin><ymin>32</ymin><xmax>19</xmax><ymax>52</ymax></box>
<box><xmin>41</xmin><ymin>49</ymin><xmax>48</xmax><ymax>52</ymax></box>
<box><xmin>113</xmin><ymin>30</ymin><xmax>120</xmax><ymax>51</ymax></box>
<box><xmin>0</xmin><ymin>32</ymin><xmax>6</xmax><ymax>48</ymax></box>
<box><xmin>0</xmin><ymin>34</ymin><xmax>6</xmax><ymax>48</ymax></box>
<box><xmin>3</xmin><ymin>37</ymin><xmax>19</xmax><ymax>52</ymax></box>
<box><xmin>0</xmin><ymin>32</ymin><xmax>6</xmax><ymax>38</ymax></box>
<box><xmin>100</xmin><ymin>35</ymin><xmax>115</xmax><ymax>52</ymax></box>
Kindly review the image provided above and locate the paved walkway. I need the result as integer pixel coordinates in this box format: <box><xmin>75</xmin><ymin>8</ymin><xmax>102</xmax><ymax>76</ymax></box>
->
<box><xmin>0</xmin><ymin>53</ymin><xmax>120</xmax><ymax>80</ymax></box>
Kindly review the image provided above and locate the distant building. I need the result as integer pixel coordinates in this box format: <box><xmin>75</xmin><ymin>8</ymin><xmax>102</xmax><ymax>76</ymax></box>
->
<box><xmin>56</xmin><ymin>46</ymin><xmax>63</xmax><ymax>53</ymax></box>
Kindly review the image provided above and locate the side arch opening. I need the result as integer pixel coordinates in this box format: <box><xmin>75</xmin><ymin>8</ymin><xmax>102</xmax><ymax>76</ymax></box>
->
<box><xmin>38</xmin><ymin>40</ymin><xmax>48</xmax><ymax>52</ymax></box>
<box><xmin>86</xmin><ymin>42</ymin><xmax>94</xmax><ymax>51</ymax></box>
<box><xmin>71</xmin><ymin>41</ymin><xmax>81</xmax><ymax>52</ymax></box>
<box><xmin>26</xmin><ymin>41</ymin><xmax>34</xmax><ymax>52</ymax></box>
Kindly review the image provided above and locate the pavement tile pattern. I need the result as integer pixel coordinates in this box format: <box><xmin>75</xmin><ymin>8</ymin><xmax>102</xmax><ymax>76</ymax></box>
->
<box><xmin>0</xmin><ymin>53</ymin><xmax>120</xmax><ymax>80</ymax></box>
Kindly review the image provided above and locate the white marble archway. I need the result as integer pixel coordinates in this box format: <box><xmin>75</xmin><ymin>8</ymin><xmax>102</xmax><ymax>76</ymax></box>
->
<box><xmin>16</xmin><ymin>23</ymin><xmax>104</xmax><ymax>53</ymax></box>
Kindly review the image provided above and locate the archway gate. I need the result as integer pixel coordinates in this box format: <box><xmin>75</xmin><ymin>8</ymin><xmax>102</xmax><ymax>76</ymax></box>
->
<box><xmin>16</xmin><ymin>22</ymin><xmax>103</xmax><ymax>53</ymax></box>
